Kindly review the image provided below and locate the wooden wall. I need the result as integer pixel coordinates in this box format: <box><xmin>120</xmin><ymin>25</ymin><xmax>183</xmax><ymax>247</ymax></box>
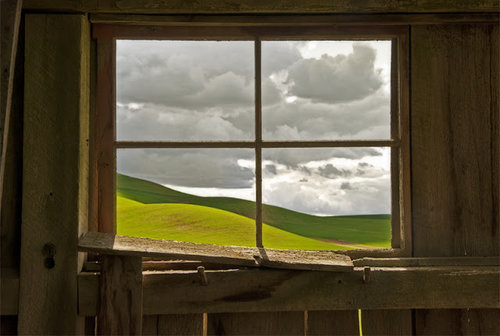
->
<box><xmin>0</xmin><ymin>1</ymin><xmax>498</xmax><ymax>335</ymax></box>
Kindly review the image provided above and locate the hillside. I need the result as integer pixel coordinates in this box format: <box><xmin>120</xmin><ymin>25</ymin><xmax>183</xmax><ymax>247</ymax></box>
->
<box><xmin>117</xmin><ymin>174</ymin><xmax>391</xmax><ymax>248</ymax></box>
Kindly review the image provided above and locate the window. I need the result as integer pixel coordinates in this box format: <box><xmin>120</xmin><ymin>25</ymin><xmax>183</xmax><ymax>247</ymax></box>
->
<box><xmin>93</xmin><ymin>24</ymin><xmax>410</xmax><ymax>257</ymax></box>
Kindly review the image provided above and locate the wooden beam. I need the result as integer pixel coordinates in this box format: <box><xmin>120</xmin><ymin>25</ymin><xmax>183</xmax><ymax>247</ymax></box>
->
<box><xmin>78</xmin><ymin>232</ymin><xmax>354</xmax><ymax>271</ymax></box>
<box><xmin>78</xmin><ymin>266</ymin><xmax>500</xmax><ymax>315</ymax></box>
<box><xmin>0</xmin><ymin>0</ymin><xmax>22</xmax><ymax>211</ymax></box>
<box><xmin>353</xmin><ymin>257</ymin><xmax>500</xmax><ymax>267</ymax></box>
<box><xmin>22</xmin><ymin>0</ymin><xmax>500</xmax><ymax>14</ymax></box>
<box><xmin>18</xmin><ymin>14</ymin><xmax>90</xmax><ymax>334</ymax></box>
<box><xmin>90</xmin><ymin>13</ymin><xmax>500</xmax><ymax>26</ymax></box>
<box><xmin>98</xmin><ymin>255</ymin><xmax>143</xmax><ymax>335</ymax></box>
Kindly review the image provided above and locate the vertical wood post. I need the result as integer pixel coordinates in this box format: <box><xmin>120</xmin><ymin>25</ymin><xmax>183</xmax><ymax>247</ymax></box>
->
<box><xmin>98</xmin><ymin>255</ymin><xmax>143</xmax><ymax>335</ymax></box>
<box><xmin>19</xmin><ymin>14</ymin><xmax>89</xmax><ymax>334</ymax></box>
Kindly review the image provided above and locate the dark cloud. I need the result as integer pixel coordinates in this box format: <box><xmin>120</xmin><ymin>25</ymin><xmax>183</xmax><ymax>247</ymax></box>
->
<box><xmin>264</xmin><ymin>164</ymin><xmax>277</xmax><ymax>175</ymax></box>
<box><xmin>117</xmin><ymin>148</ymin><xmax>254</xmax><ymax>188</ymax></box>
<box><xmin>318</xmin><ymin>164</ymin><xmax>352</xmax><ymax>179</ymax></box>
<box><xmin>286</xmin><ymin>44</ymin><xmax>383</xmax><ymax>104</ymax></box>
<box><xmin>340</xmin><ymin>182</ymin><xmax>353</xmax><ymax>190</ymax></box>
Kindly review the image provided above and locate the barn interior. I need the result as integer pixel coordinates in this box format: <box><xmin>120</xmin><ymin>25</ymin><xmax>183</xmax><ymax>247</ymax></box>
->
<box><xmin>1</xmin><ymin>1</ymin><xmax>499</xmax><ymax>335</ymax></box>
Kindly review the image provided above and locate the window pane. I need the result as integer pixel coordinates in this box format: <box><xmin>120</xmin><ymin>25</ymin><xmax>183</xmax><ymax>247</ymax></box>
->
<box><xmin>116</xmin><ymin>149</ymin><xmax>256</xmax><ymax>247</ymax></box>
<box><xmin>116</xmin><ymin>40</ymin><xmax>254</xmax><ymax>141</ymax></box>
<box><xmin>262</xmin><ymin>41</ymin><xmax>391</xmax><ymax>140</ymax></box>
<box><xmin>262</xmin><ymin>147</ymin><xmax>391</xmax><ymax>250</ymax></box>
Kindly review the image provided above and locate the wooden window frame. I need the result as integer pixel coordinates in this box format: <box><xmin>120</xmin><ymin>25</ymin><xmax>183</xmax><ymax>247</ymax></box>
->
<box><xmin>92</xmin><ymin>23</ymin><xmax>411</xmax><ymax>258</ymax></box>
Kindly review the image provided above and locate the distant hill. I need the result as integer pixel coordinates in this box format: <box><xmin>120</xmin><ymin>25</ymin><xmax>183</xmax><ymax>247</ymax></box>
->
<box><xmin>117</xmin><ymin>174</ymin><xmax>391</xmax><ymax>248</ymax></box>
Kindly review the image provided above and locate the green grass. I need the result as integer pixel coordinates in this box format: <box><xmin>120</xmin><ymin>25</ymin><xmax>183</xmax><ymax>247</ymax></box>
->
<box><xmin>117</xmin><ymin>173</ymin><xmax>391</xmax><ymax>248</ymax></box>
<box><xmin>117</xmin><ymin>196</ymin><xmax>349</xmax><ymax>250</ymax></box>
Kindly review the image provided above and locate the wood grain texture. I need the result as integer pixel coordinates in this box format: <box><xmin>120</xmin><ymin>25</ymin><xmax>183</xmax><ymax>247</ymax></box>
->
<box><xmin>158</xmin><ymin>314</ymin><xmax>204</xmax><ymax>335</ymax></box>
<box><xmin>22</xmin><ymin>0</ymin><xmax>500</xmax><ymax>14</ymax></box>
<box><xmin>78</xmin><ymin>266</ymin><xmax>500</xmax><ymax>316</ymax></box>
<box><xmin>89</xmin><ymin>13</ymin><xmax>500</xmax><ymax>26</ymax></box>
<box><xmin>412</xmin><ymin>23</ymin><xmax>500</xmax><ymax>257</ymax></box>
<box><xmin>142</xmin><ymin>315</ymin><xmax>158</xmax><ymax>335</ymax></box>
<box><xmin>78</xmin><ymin>232</ymin><xmax>354</xmax><ymax>271</ymax></box>
<box><xmin>0</xmin><ymin>9</ymin><xmax>23</xmax><ymax>271</ymax></box>
<box><xmin>307</xmin><ymin>310</ymin><xmax>359</xmax><ymax>335</ymax></box>
<box><xmin>0</xmin><ymin>0</ymin><xmax>22</xmax><ymax>206</ymax></box>
<box><xmin>415</xmin><ymin>309</ymin><xmax>500</xmax><ymax>335</ymax></box>
<box><xmin>362</xmin><ymin>310</ymin><xmax>412</xmax><ymax>335</ymax></box>
<box><xmin>98</xmin><ymin>255</ymin><xmax>143</xmax><ymax>335</ymax></box>
<box><xmin>412</xmin><ymin>23</ymin><xmax>500</xmax><ymax>335</ymax></box>
<box><xmin>18</xmin><ymin>14</ymin><xmax>89</xmax><ymax>334</ymax></box>
<box><xmin>0</xmin><ymin>268</ymin><xmax>19</xmax><ymax>315</ymax></box>
<box><xmin>207</xmin><ymin>311</ymin><xmax>304</xmax><ymax>335</ymax></box>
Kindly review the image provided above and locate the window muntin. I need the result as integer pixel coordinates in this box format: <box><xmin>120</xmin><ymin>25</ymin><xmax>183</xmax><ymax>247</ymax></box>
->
<box><xmin>94</xmin><ymin>24</ymin><xmax>410</xmax><ymax>256</ymax></box>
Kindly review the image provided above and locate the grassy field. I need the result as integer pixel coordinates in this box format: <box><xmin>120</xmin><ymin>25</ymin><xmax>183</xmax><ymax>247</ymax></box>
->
<box><xmin>117</xmin><ymin>173</ymin><xmax>391</xmax><ymax>249</ymax></box>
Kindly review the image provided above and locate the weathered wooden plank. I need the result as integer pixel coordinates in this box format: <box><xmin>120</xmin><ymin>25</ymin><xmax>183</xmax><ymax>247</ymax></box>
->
<box><xmin>0</xmin><ymin>4</ymin><xmax>23</xmax><ymax>271</ymax></box>
<box><xmin>415</xmin><ymin>309</ymin><xmax>500</xmax><ymax>335</ymax></box>
<box><xmin>78</xmin><ymin>232</ymin><xmax>353</xmax><ymax>271</ymax></box>
<box><xmin>142</xmin><ymin>315</ymin><xmax>158</xmax><ymax>335</ymax></box>
<box><xmin>0</xmin><ymin>0</ymin><xmax>22</xmax><ymax>206</ymax></box>
<box><xmin>362</xmin><ymin>310</ymin><xmax>412</xmax><ymax>335</ymax></box>
<box><xmin>98</xmin><ymin>255</ymin><xmax>143</xmax><ymax>335</ymax></box>
<box><xmin>18</xmin><ymin>14</ymin><xmax>90</xmax><ymax>334</ymax></box>
<box><xmin>307</xmin><ymin>310</ymin><xmax>359</xmax><ymax>335</ymax></box>
<box><xmin>0</xmin><ymin>268</ymin><xmax>19</xmax><ymax>315</ymax></box>
<box><xmin>353</xmin><ymin>257</ymin><xmax>500</xmax><ymax>267</ymax></box>
<box><xmin>412</xmin><ymin>23</ymin><xmax>499</xmax><ymax>257</ymax></box>
<box><xmin>412</xmin><ymin>22</ymin><xmax>500</xmax><ymax>335</ymax></box>
<box><xmin>84</xmin><ymin>260</ymin><xmax>239</xmax><ymax>272</ymax></box>
<box><xmin>22</xmin><ymin>0</ymin><xmax>500</xmax><ymax>14</ymax></box>
<box><xmin>90</xmin><ymin>13</ymin><xmax>500</xmax><ymax>26</ymax></box>
<box><xmin>78</xmin><ymin>266</ymin><xmax>500</xmax><ymax>315</ymax></box>
<box><xmin>158</xmin><ymin>314</ymin><xmax>204</xmax><ymax>335</ymax></box>
<box><xmin>207</xmin><ymin>312</ymin><xmax>304</xmax><ymax>335</ymax></box>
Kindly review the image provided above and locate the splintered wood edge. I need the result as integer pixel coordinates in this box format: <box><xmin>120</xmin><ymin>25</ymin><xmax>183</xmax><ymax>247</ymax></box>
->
<box><xmin>78</xmin><ymin>232</ymin><xmax>353</xmax><ymax>271</ymax></box>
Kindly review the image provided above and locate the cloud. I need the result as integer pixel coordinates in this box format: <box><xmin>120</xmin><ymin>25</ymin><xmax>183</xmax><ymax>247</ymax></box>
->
<box><xmin>286</xmin><ymin>44</ymin><xmax>383</xmax><ymax>104</ymax></box>
<box><xmin>263</xmin><ymin>148</ymin><xmax>382</xmax><ymax>167</ymax></box>
<box><xmin>318</xmin><ymin>164</ymin><xmax>352</xmax><ymax>179</ymax></box>
<box><xmin>117</xmin><ymin>148</ymin><xmax>254</xmax><ymax>188</ymax></box>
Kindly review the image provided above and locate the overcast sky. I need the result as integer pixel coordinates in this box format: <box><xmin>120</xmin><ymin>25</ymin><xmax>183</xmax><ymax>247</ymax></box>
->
<box><xmin>116</xmin><ymin>40</ymin><xmax>392</xmax><ymax>216</ymax></box>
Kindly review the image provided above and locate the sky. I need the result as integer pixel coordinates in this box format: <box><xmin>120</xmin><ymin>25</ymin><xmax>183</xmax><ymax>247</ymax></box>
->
<box><xmin>116</xmin><ymin>39</ymin><xmax>392</xmax><ymax>216</ymax></box>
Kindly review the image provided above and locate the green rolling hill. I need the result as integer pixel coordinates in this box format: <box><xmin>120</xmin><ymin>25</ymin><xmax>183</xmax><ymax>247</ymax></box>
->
<box><xmin>117</xmin><ymin>173</ymin><xmax>391</xmax><ymax>249</ymax></box>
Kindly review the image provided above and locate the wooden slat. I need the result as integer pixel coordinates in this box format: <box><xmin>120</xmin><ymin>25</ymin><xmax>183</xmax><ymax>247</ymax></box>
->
<box><xmin>0</xmin><ymin>2</ymin><xmax>23</xmax><ymax>271</ymax></box>
<box><xmin>18</xmin><ymin>14</ymin><xmax>89</xmax><ymax>335</ymax></box>
<box><xmin>415</xmin><ymin>309</ymin><xmax>500</xmax><ymax>335</ymax></box>
<box><xmin>78</xmin><ymin>266</ymin><xmax>500</xmax><ymax>315</ymax></box>
<box><xmin>90</xmin><ymin>13</ymin><xmax>500</xmax><ymax>26</ymax></box>
<box><xmin>0</xmin><ymin>0</ymin><xmax>22</xmax><ymax>207</ymax></box>
<box><xmin>0</xmin><ymin>268</ymin><xmax>19</xmax><ymax>315</ymax></box>
<box><xmin>157</xmin><ymin>314</ymin><xmax>204</xmax><ymax>336</ymax></box>
<box><xmin>207</xmin><ymin>312</ymin><xmax>304</xmax><ymax>335</ymax></box>
<box><xmin>307</xmin><ymin>311</ymin><xmax>359</xmax><ymax>335</ymax></box>
<box><xmin>98</xmin><ymin>255</ymin><xmax>143</xmax><ymax>335</ymax></box>
<box><xmin>353</xmin><ymin>257</ymin><xmax>500</xmax><ymax>267</ymax></box>
<box><xmin>22</xmin><ymin>0</ymin><xmax>500</xmax><ymax>14</ymax></box>
<box><xmin>411</xmin><ymin>22</ymin><xmax>500</xmax><ymax>334</ymax></box>
<box><xmin>142</xmin><ymin>315</ymin><xmax>158</xmax><ymax>336</ymax></box>
<box><xmin>78</xmin><ymin>232</ymin><xmax>354</xmax><ymax>271</ymax></box>
<box><xmin>362</xmin><ymin>310</ymin><xmax>412</xmax><ymax>335</ymax></box>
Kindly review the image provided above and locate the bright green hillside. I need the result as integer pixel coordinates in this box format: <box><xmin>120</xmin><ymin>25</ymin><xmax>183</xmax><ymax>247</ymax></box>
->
<box><xmin>117</xmin><ymin>196</ymin><xmax>349</xmax><ymax>250</ymax></box>
<box><xmin>117</xmin><ymin>174</ymin><xmax>391</xmax><ymax>248</ymax></box>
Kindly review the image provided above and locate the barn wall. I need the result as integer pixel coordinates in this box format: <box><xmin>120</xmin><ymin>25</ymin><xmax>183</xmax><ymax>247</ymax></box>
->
<box><xmin>0</xmin><ymin>2</ymin><xmax>498</xmax><ymax>335</ymax></box>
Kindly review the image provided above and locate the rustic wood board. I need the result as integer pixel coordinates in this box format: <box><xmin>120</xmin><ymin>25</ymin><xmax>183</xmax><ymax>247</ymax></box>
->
<box><xmin>0</xmin><ymin>268</ymin><xmax>19</xmax><ymax>315</ymax></box>
<box><xmin>415</xmin><ymin>309</ymin><xmax>500</xmax><ymax>335</ymax></box>
<box><xmin>0</xmin><ymin>2</ymin><xmax>23</xmax><ymax>271</ymax></box>
<box><xmin>0</xmin><ymin>0</ymin><xmax>22</xmax><ymax>205</ymax></box>
<box><xmin>98</xmin><ymin>255</ymin><xmax>143</xmax><ymax>335</ymax></box>
<box><xmin>362</xmin><ymin>310</ymin><xmax>412</xmax><ymax>335</ymax></box>
<box><xmin>207</xmin><ymin>311</ymin><xmax>304</xmax><ymax>336</ymax></box>
<box><xmin>78</xmin><ymin>266</ymin><xmax>500</xmax><ymax>315</ymax></box>
<box><xmin>142</xmin><ymin>315</ymin><xmax>158</xmax><ymax>336</ymax></box>
<box><xmin>18</xmin><ymin>14</ymin><xmax>89</xmax><ymax>335</ymax></box>
<box><xmin>22</xmin><ymin>0</ymin><xmax>500</xmax><ymax>14</ymax></box>
<box><xmin>353</xmin><ymin>257</ymin><xmax>500</xmax><ymax>267</ymax></box>
<box><xmin>307</xmin><ymin>311</ymin><xmax>359</xmax><ymax>335</ymax></box>
<box><xmin>411</xmin><ymin>22</ymin><xmax>499</xmax><ymax>335</ymax></box>
<box><xmin>158</xmin><ymin>314</ymin><xmax>205</xmax><ymax>336</ymax></box>
<box><xmin>78</xmin><ymin>232</ymin><xmax>354</xmax><ymax>271</ymax></box>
